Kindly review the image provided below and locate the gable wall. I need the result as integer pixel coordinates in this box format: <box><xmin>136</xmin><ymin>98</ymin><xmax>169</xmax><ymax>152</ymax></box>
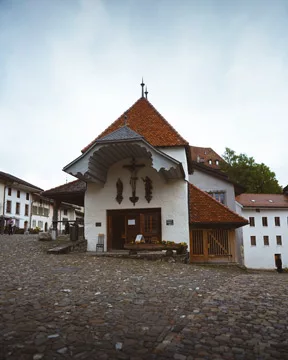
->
<box><xmin>84</xmin><ymin>157</ymin><xmax>189</xmax><ymax>251</ymax></box>
<box><xmin>189</xmin><ymin>169</ymin><xmax>236</xmax><ymax>210</ymax></box>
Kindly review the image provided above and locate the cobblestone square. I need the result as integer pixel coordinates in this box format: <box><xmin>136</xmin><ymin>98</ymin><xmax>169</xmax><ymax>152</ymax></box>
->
<box><xmin>0</xmin><ymin>236</ymin><xmax>288</xmax><ymax>360</ymax></box>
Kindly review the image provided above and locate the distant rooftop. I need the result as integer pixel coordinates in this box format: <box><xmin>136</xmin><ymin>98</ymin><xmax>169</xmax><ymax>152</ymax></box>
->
<box><xmin>236</xmin><ymin>193</ymin><xmax>288</xmax><ymax>208</ymax></box>
<box><xmin>0</xmin><ymin>171</ymin><xmax>43</xmax><ymax>192</ymax></box>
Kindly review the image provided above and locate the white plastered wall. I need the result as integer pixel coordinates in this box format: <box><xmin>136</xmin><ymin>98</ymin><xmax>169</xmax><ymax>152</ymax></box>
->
<box><xmin>236</xmin><ymin>204</ymin><xmax>288</xmax><ymax>269</ymax></box>
<box><xmin>160</xmin><ymin>147</ymin><xmax>189</xmax><ymax>179</ymax></box>
<box><xmin>85</xmin><ymin>157</ymin><xmax>189</xmax><ymax>251</ymax></box>
<box><xmin>189</xmin><ymin>169</ymin><xmax>236</xmax><ymax>210</ymax></box>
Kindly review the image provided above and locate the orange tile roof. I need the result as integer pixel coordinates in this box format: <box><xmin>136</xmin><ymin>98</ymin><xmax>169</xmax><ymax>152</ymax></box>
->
<box><xmin>189</xmin><ymin>183</ymin><xmax>248</xmax><ymax>227</ymax></box>
<box><xmin>236</xmin><ymin>193</ymin><xmax>288</xmax><ymax>208</ymax></box>
<box><xmin>190</xmin><ymin>146</ymin><xmax>225</xmax><ymax>169</ymax></box>
<box><xmin>82</xmin><ymin>97</ymin><xmax>189</xmax><ymax>153</ymax></box>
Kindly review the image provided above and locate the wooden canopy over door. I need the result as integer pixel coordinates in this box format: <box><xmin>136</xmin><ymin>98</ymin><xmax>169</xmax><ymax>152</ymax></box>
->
<box><xmin>107</xmin><ymin>208</ymin><xmax>161</xmax><ymax>250</ymax></box>
<box><xmin>190</xmin><ymin>228</ymin><xmax>236</xmax><ymax>263</ymax></box>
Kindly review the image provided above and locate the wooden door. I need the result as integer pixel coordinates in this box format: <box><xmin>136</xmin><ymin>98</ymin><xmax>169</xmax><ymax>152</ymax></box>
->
<box><xmin>126</xmin><ymin>214</ymin><xmax>140</xmax><ymax>244</ymax></box>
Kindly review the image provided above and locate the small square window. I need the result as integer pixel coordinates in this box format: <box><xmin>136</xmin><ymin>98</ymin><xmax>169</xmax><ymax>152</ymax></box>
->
<box><xmin>275</xmin><ymin>217</ymin><xmax>280</xmax><ymax>226</ymax></box>
<box><xmin>249</xmin><ymin>217</ymin><xmax>255</xmax><ymax>227</ymax></box>
<box><xmin>17</xmin><ymin>190</ymin><xmax>20</xmax><ymax>198</ymax></box>
<box><xmin>8</xmin><ymin>188</ymin><xmax>12</xmax><ymax>196</ymax></box>
<box><xmin>276</xmin><ymin>235</ymin><xmax>282</xmax><ymax>246</ymax></box>
<box><xmin>263</xmin><ymin>236</ymin><xmax>269</xmax><ymax>246</ymax></box>
<box><xmin>250</xmin><ymin>236</ymin><xmax>256</xmax><ymax>246</ymax></box>
<box><xmin>262</xmin><ymin>217</ymin><xmax>268</xmax><ymax>226</ymax></box>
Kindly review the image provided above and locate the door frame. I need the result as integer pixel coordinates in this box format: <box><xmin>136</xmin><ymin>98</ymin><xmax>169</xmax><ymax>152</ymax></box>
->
<box><xmin>107</xmin><ymin>208</ymin><xmax>161</xmax><ymax>250</ymax></box>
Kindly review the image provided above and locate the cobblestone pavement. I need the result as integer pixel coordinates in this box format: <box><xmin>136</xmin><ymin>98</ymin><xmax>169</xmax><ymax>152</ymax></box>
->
<box><xmin>0</xmin><ymin>236</ymin><xmax>288</xmax><ymax>360</ymax></box>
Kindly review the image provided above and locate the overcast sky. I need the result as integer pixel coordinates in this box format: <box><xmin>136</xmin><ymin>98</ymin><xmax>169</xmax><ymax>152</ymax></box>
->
<box><xmin>1</xmin><ymin>0</ymin><xmax>288</xmax><ymax>190</ymax></box>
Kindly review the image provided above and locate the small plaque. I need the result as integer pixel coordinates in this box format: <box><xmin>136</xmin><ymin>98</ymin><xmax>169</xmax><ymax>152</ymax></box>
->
<box><xmin>95</xmin><ymin>222</ymin><xmax>102</xmax><ymax>227</ymax></box>
<box><xmin>128</xmin><ymin>219</ymin><xmax>136</xmax><ymax>225</ymax></box>
<box><xmin>166</xmin><ymin>219</ymin><xmax>174</xmax><ymax>226</ymax></box>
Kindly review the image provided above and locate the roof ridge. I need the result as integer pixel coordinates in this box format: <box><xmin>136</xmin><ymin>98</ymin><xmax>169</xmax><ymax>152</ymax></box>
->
<box><xmin>189</xmin><ymin>182</ymin><xmax>248</xmax><ymax>223</ymax></box>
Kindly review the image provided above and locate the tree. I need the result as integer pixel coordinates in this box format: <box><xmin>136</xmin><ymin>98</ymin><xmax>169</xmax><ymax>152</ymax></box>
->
<box><xmin>220</xmin><ymin>148</ymin><xmax>282</xmax><ymax>194</ymax></box>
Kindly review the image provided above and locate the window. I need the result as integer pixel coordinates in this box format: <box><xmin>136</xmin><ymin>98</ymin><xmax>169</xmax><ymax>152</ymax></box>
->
<box><xmin>44</xmin><ymin>208</ymin><xmax>49</xmax><ymax>217</ymax></box>
<box><xmin>263</xmin><ymin>236</ymin><xmax>269</xmax><ymax>246</ymax></box>
<box><xmin>32</xmin><ymin>206</ymin><xmax>37</xmax><ymax>215</ymax></box>
<box><xmin>25</xmin><ymin>204</ymin><xmax>29</xmax><ymax>216</ymax></box>
<box><xmin>275</xmin><ymin>217</ymin><xmax>280</xmax><ymax>226</ymax></box>
<box><xmin>38</xmin><ymin>207</ymin><xmax>43</xmax><ymax>216</ymax></box>
<box><xmin>249</xmin><ymin>217</ymin><xmax>255</xmax><ymax>227</ymax></box>
<box><xmin>8</xmin><ymin>187</ymin><xmax>11</xmax><ymax>196</ymax></box>
<box><xmin>276</xmin><ymin>236</ymin><xmax>282</xmax><ymax>246</ymax></box>
<box><xmin>38</xmin><ymin>221</ymin><xmax>43</xmax><ymax>229</ymax></box>
<box><xmin>32</xmin><ymin>220</ymin><xmax>36</xmax><ymax>228</ymax></box>
<box><xmin>16</xmin><ymin>202</ymin><xmax>20</xmax><ymax>215</ymax></box>
<box><xmin>63</xmin><ymin>209</ymin><xmax>68</xmax><ymax>216</ymax></box>
<box><xmin>256</xmin><ymin>209</ymin><xmax>260</xmax><ymax>213</ymax></box>
<box><xmin>26</xmin><ymin>193</ymin><xmax>29</xmax><ymax>201</ymax></box>
<box><xmin>6</xmin><ymin>200</ymin><xmax>11</xmax><ymax>213</ymax></box>
<box><xmin>208</xmin><ymin>159</ymin><xmax>212</xmax><ymax>165</ymax></box>
<box><xmin>262</xmin><ymin>217</ymin><xmax>268</xmax><ymax>226</ymax></box>
<box><xmin>17</xmin><ymin>190</ymin><xmax>20</xmax><ymax>198</ymax></box>
<box><xmin>215</xmin><ymin>160</ymin><xmax>219</xmax><ymax>166</ymax></box>
<box><xmin>250</xmin><ymin>236</ymin><xmax>256</xmax><ymax>246</ymax></box>
<box><xmin>208</xmin><ymin>191</ymin><xmax>226</xmax><ymax>205</ymax></box>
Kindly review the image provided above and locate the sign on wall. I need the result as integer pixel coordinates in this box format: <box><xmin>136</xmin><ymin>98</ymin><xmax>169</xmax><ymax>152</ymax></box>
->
<box><xmin>166</xmin><ymin>219</ymin><xmax>174</xmax><ymax>226</ymax></box>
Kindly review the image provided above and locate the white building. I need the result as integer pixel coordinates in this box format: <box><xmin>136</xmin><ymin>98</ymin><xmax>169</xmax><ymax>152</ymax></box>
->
<box><xmin>30</xmin><ymin>194</ymin><xmax>83</xmax><ymax>233</ymax></box>
<box><xmin>0</xmin><ymin>171</ymin><xmax>83</xmax><ymax>234</ymax></box>
<box><xmin>0</xmin><ymin>171</ymin><xmax>43</xmax><ymax>230</ymax></box>
<box><xmin>44</xmin><ymin>90</ymin><xmax>248</xmax><ymax>262</ymax></box>
<box><xmin>236</xmin><ymin>193</ymin><xmax>288</xmax><ymax>269</ymax></box>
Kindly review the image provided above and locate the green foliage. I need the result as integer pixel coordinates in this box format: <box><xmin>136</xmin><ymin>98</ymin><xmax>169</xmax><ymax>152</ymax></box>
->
<box><xmin>220</xmin><ymin>148</ymin><xmax>282</xmax><ymax>194</ymax></box>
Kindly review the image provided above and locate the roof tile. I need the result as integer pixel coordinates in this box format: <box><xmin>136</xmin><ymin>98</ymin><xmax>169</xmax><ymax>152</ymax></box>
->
<box><xmin>189</xmin><ymin>183</ymin><xmax>248</xmax><ymax>226</ymax></box>
<box><xmin>82</xmin><ymin>97</ymin><xmax>189</xmax><ymax>153</ymax></box>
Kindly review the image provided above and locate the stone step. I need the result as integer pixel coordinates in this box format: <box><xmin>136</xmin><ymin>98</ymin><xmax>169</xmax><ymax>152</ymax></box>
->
<box><xmin>56</xmin><ymin>234</ymin><xmax>70</xmax><ymax>241</ymax></box>
<box><xmin>47</xmin><ymin>239</ymin><xmax>87</xmax><ymax>254</ymax></box>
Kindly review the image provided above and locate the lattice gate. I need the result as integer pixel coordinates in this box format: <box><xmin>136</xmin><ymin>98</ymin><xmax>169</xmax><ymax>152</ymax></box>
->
<box><xmin>190</xmin><ymin>229</ymin><xmax>235</xmax><ymax>262</ymax></box>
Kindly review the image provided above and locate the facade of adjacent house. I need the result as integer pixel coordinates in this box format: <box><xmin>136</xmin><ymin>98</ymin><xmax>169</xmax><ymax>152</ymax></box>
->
<box><xmin>236</xmin><ymin>193</ymin><xmax>288</xmax><ymax>269</ymax></box>
<box><xmin>189</xmin><ymin>152</ymin><xmax>246</xmax><ymax>263</ymax></box>
<box><xmin>0</xmin><ymin>171</ymin><xmax>43</xmax><ymax>230</ymax></box>
<box><xmin>0</xmin><ymin>171</ymin><xmax>83</xmax><ymax>233</ymax></box>
<box><xmin>43</xmin><ymin>91</ymin><xmax>247</xmax><ymax>262</ymax></box>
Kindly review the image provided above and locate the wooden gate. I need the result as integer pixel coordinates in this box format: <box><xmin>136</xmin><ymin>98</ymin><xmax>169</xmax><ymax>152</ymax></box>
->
<box><xmin>190</xmin><ymin>229</ymin><xmax>235</xmax><ymax>263</ymax></box>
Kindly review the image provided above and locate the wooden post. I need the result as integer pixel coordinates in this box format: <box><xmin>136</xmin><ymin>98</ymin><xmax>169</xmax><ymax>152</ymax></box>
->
<box><xmin>52</xmin><ymin>200</ymin><xmax>60</xmax><ymax>240</ymax></box>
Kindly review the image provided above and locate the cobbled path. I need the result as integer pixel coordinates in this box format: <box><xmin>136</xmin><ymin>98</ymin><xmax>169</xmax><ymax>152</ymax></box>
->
<box><xmin>0</xmin><ymin>236</ymin><xmax>288</xmax><ymax>360</ymax></box>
